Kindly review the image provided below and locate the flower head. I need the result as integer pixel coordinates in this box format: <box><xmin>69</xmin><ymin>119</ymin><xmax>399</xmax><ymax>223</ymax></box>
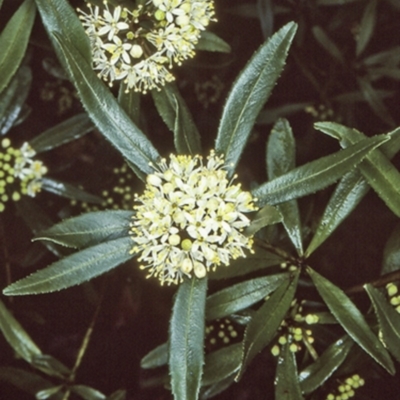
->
<box><xmin>0</xmin><ymin>139</ymin><xmax>47</xmax><ymax>212</ymax></box>
<box><xmin>78</xmin><ymin>0</ymin><xmax>216</xmax><ymax>93</ymax></box>
<box><xmin>130</xmin><ymin>151</ymin><xmax>258</xmax><ymax>285</ymax></box>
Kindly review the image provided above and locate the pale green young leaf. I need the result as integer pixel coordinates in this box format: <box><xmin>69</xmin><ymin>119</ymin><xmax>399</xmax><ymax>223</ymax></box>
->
<box><xmin>196</xmin><ymin>31</ymin><xmax>231</xmax><ymax>53</ymax></box>
<box><xmin>141</xmin><ymin>343</ymin><xmax>168</xmax><ymax>369</ymax></box>
<box><xmin>356</xmin><ymin>0</ymin><xmax>377</xmax><ymax>57</ymax></box>
<box><xmin>209</xmin><ymin>246</ymin><xmax>283</xmax><ymax>280</ymax></box>
<box><xmin>152</xmin><ymin>83</ymin><xmax>201</xmax><ymax>155</ymax></box>
<box><xmin>0</xmin><ymin>65</ymin><xmax>31</xmax><ymax>135</ymax></box>
<box><xmin>243</xmin><ymin>204</ymin><xmax>282</xmax><ymax>236</ymax></box>
<box><xmin>52</xmin><ymin>33</ymin><xmax>160</xmax><ymax>175</ymax></box>
<box><xmin>299</xmin><ymin>335</ymin><xmax>353</xmax><ymax>394</ymax></box>
<box><xmin>307</xmin><ymin>267</ymin><xmax>395</xmax><ymax>374</ymax></box>
<box><xmin>3</xmin><ymin>237</ymin><xmax>133</xmax><ymax>295</ymax></box>
<box><xmin>215</xmin><ymin>22</ymin><xmax>297</xmax><ymax>176</ymax></box>
<box><xmin>202</xmin><ymin>343</ymin><xmax>241</xmax><ymax>386</ymax></box>
<box><xmin>237</xmin><ymin>270</ymin><xmax>299</xmax><ymax>380</ymax></box>
<box><xmin>275</xmin><ymin>341</ymin><xmax>304</xmax><ymax>400</ymax></box>
<box><xmin>267</xmin><ymin>118</ymin><xmax>303</xmax><ymax>255</ymax></box>
<box><xmin>35</xmin><ymin>0</ymin><xmax>91</xmax><ymax>64</ymax></box>
<box><xmin>169</xmin><ymin>277</ymin><xmax>207</xmax><ymax>400</ymax></box>
<box><xmin>30</xmin><ymin>113</ymin><xmax>94</xmax><ymax>153</ymax></box>
<box><xmin>36</xmin><ymin>210</ymin><xmax>132</xmax><ymax>249</ymax></box>
<box><xmin>206</xmin><ymin>273</ymin><xmax>290</xmax><ymax>321</ymax></box>
<box><xmin>0</xmin><ymin>300</ymin><xmax>42</xmax><ymax>363</ymax></box>
<box><xmin>364</xmin><ymin>284</ymin><xmax>400</xmax><ymax>362</ymax></box>
<box><xmin>41</xmin><ymin>178</ymin><xmax>102</xmax><ymax>204</ymax></box>
<box><xmin>0</xmin><ymin>0</ymin><xmax>36</xmax><ymax>95</ymax></box>
<box><xmin>316</xmin><ymin>122</ymin><xmax>400</xmax><ymax>216</ymax></box>
<box><xmin>252</xmin><ymin>134</ymin><xmax>389</xmax><ymax>207</ymax></box>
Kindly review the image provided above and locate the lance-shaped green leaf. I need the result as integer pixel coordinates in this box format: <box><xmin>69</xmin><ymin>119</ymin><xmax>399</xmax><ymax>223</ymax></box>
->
<box><xmin>0</xmin><ymin>299</ymin><xmax>42</xmax><ymax>363</ymax></box>
<box><xmin>305</xmin><ymin>171</ymin><xmax>369</xmax><ymax>257</ymax></box>
<box><xmin>316</xmin><ymin>122</ymin><xmax>400</xmax><ymax>217</ymax></box>
<box><xmin>275</xmin><ymin>341</ymin><xmax>304</xmax><ymax>400</ymax></box>
<box><xmin>267</xmin><ymin>118</ymin><xmax>303</xmax><ymax>255</ymax></box>
<box><xmin>41</xmin><ymin>178</ymin><xmax>102</xmax><ymax>204</ymax></box>
<box><xmin>215</xmin><ymin>22</ymin><xmax>297</xmax><ymax>176</ymax></box>
<box><xmin>364</xmin><ymin>284</ymin><xmax>400</xmax><ymax>363</ymax></box>
<box><xmin>306</xmin><ymin>125</ymin><xmax>400</xmax><ymax>256</ymax></box>
<box><xmin>3</xmin><ymin>236</ymin><xmax>133</xmax><ymax>295</ymax></box>
<box><xmin>71</xmin><ymin>385</ymin><xmax>106</xmax><ymax>400</ymax></box>
<box><xmin>311</xmin><ymin>26</ymin><xmax>344</xmax><ymax>65</ymax></box>
<box><xmin>244</xmin><ymin>204</ymin><xmax>282</xmax><ymax>236</ymax></box>
<box><xmin>36</xmin><ymin>386</ymin><xmax>64</xmax><ymax>400</ymax></box>
<box><xmin>107</xmin><ymin>390</ymin><xmax>127</xmax><ymax>400</ymax></box>
<box><xmin>31</xmin><ymin>354</ymin><xmax>70</xmax><ymax>379</ymax></box>
<box><xmin>152</xmin><ymin>83</ymin><xmax>201</xmax><ymax>155</ymax></box>
<box><xmin>202</xmin><ymin>343</ymin><xmax>241</xmax><ymax>386</ymax></box>
<box><xmin>196</xmin><ymin>31</ymin><xmax>231</xmax><ymax>53</ymax></box>
<box><xmin>52</xmin><ymin>33</ymin><xmax>160</xmax><ymax>175</ymax></box>
<box><xmin>141</xmin><ymin>343</ymin><xmax>168</xmax><ymax>369</ymax></box>
<box><xmin>35</xmin><ymin>0</ymin><xmax>91</xmax><ymax>64</ymax></box>
<box><xmin>36</xmin><ymin>210</ymin><xmax>132</xmax><ymax>249</ymax></box>
<box><xmin>169</xmin><ymin>277</ymin><xmax>207</xmax><ymax>400</ymax></box>
<box><xmin>30</xmin><ymin>113</ymin><xmax>94</xmax><ymax>153</ymax></box>
<box><xmin>0</xmin><ymin>65</ymin><xmax>31</xmax><ymax>135</ymax></box>
<box><xmin>299</xmin><ymin>335</ymin><xmax>353</xmax><ymax>394</ymax></box>
<box><xmin>0</xmin><ymin>367</ymin><xmax>64</xmax><ymax>399</ymax></box>
<box><xmin>356</xmin><ymin>0</ymin><xmax>377</xmax><ymax>56</ymax></box>
<box><xmin>206</xmin><ymin>273</ymin><xmax>289</xmax><ymax>321</ymax></box>
<box><xmin>252</xmin><ymin>134</ymin><xmax>389</xmax><ymax>207</ymax></box>
<box><xmin>382</xmin><ymin>223</ymin><xmax>400</xmax><ymax>274</ymax></box>
<box><xmin>118</xmin><ymin>85</ymin><xmax>141</xmax><ymax>126</ymax></box>
<box><xmin>237</xmin><ymin>270</ymin><xmax>299</xmax><ymax>380</ymax></box>
<box><xmin>307</xmin><ymin>267</ymin><xmax>395</xmax><ymax>374</ymax></box>
<box><xmin>0</xmin><ymin>0</ymin><xmax>36</xmax><ymax>95</ymax></box>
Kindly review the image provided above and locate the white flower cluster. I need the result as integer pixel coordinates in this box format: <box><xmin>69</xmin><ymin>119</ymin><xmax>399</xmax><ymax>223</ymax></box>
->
<box><xmin>78</xmin><ymin>0</ymin><xmax>216</xmax><ymax>93</ymax></box>
<box><xmin>130</xmin><ymin>151</ymin><xmax>258</xmax><ymax>285</ymax></box>
<box><xmin>0</xmin><ymin>139</ymin><xmax>47</xmax><ymax>212</ymax></box>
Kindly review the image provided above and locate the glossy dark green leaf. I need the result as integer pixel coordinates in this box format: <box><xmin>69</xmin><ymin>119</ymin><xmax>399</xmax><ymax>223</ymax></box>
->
<box><xmin>209</xmin><ymin>246</ymin><xmax>283</xmax><ymax>280</ymax></box>
<box><xmin>299</xmin><ymin>335</ymin><xmax>353</xmax><ymax>394</ymax></box>
<box><xmin>202</xmin><ymin>343</ymin><xmax>241</xmax><ymax>386</ymax></box>
<box><xmin>357</xmin><ymin>77</ymin><xmax>395</xmax><ymax>126</ymax></box>
<box><xmin>307</xmin><ymin>267</ymin><xmax>395</xmax><ymax>374</ymax></box>
<box><xmin>141</xmin><ymin>342</ymin><xmax>168</xmax><ymax>369</ymax></box>
<box><xmin>41</xmin><ymin>178</ymin><xmax>102</xmax><ymax>204</ymax></box>
<box><xmin>305</xmin><ymin>170</ymin><xmax>369</xmax><ymax>257</ymax></box>
<box><xmin>0</xmin><ymin>367</ymin><xmax>63</xmax><ymax>399</ymax></box>
<box><xmin>316</xmin><ymin>122</ymin><xmax>400</xmax><ymax>217</ymax></box>
<box><xmin>71</xmin><ymin>385</ymin><xmax>106</xmax><ymax>400</ymax></box>
<box><xmin>152</xmin><ymin>83</ymin><xmax>201</xmax><ymax>155</ymax></box>
<box><xmin>356</xmin><ymin>0</ymin><xmax>377</xmax><ymax>56</ymax></box>
<box><xmin>35</xmin><ymin>0</ymin><xmax>91</xmax><ymax>65</ymax></box>
<box><xmin>36</xmin><ymin>210</ymin><xmax>132</xmax><ymax>249</ymax></box>
<box><xmin>52</xmin><ymin>33</ymin><xmax>160</xmax><ymax>175</ymax></box>
<box><xmin>267</xmin><ymin>118</ymin><xmax>303</xmax><ymax>254</ymax></box>
<box><xmin>31</xmin><ymin>354</ymin><xmax>70</xmax><ymax>378</ymax></box>
<box><xmin>237</xmin><ymin>270</ymin><xmax>299</xmax><ymax>380</ymax></box>
<box><xmin>30</xmin><ymin>113</ymin><xmax>94</xmax><ymax>153</ymax></box>
<box><xmin>118</xmin><ymin>84</ymin><xmax>141</xmax><ymax>126</ymax></box>
<box><xmin>244</xmin><ymin>204</ymin><xmax>282</xmax><ymax>236</ymax></box>
<box><xmin>0</xmin><ymin>65</ymin><xmax>31</xmax><ymax>135</ymax></box>
<box><xmin>252</xmin><ymin>134</ymin><xmax>389</xmax><ymax>207</ymax></box>
<box><xmin>0</xmin><ymin>299</ymin><xmax>42</xmax><ymax>363</ymax></box>
<box><xmin>196</xmin><ymin>31</ymin><xmax>231</xmax><ymax>53</ymax></box>
<box><xmin>275</xmin><ymin>341</ymin><xmax>304</xmax><ymax>400</ymax></box>
<box><xmin>364</xmin><ymin>284</ymin><xmax>400</xmax><ymax>362</ymax></box>
<box><xmin>382</xmin><ymin>223</ymin><xmax>400</xmax><ymax>274</ymax></box>
<box><xmin>0</xmin><ymin>0</ymin><xmax>36</xmax><ymax>95</ymax></box>
<box><xmin>215</xmin><ymin>22</ymin><xmax>297</xmax><ymax>176</ymax></box>
<box><xmin>311</xmin><ymin>26</ymin><xmax>344</xmax><ymax>65</ymax></box>
<box><xmin>3</xmin><ymin>236</ymin><xmax>133</xmax><ymax>295</ymax></box>
<box><xmin>169</xmin><ymin>277</ymin><xmax>207</xmax><ymax>400</ymax></box>
<box><xmin>206</xmin><ymin>273</ymin><xmax>290</xmax><ymax>321</ymax></box>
